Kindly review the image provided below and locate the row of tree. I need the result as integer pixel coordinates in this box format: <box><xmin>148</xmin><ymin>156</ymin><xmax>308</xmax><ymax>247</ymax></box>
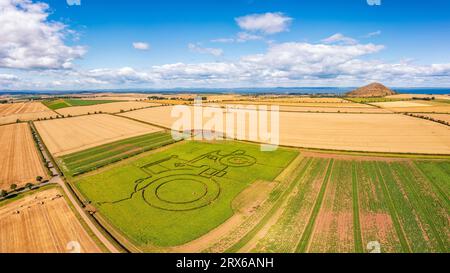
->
<box><xmin>0</xmin><ymin>176</ymin><xmax>44</xmax><ymax>198</ymax></box>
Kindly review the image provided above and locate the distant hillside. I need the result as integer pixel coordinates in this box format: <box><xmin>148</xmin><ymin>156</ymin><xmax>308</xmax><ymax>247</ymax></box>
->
<box><xmin>346</xmin><ymin>83</ymin><xmax>396</xmax><ymax>98</ymax></box>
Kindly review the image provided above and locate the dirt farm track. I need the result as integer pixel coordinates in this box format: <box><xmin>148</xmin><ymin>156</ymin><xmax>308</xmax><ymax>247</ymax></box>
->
<box><xmin>0</xmin><ymin>123</ymin><xmax>48</xmax><ymax>189</ymax></box>
<box><xmin>0</xmin><ymin>188</ymin><xmax>101</xmax><ymax>253</ymax></box>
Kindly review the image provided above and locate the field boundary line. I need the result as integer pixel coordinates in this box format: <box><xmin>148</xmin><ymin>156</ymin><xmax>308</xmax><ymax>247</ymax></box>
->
<box><xmin>374</xmin><ymin>162</ymin><xmax>411</xmax><ymax>252</ymax></box>
<box><xmin>352</xmin><ymin>162</ymin><xmax>363</xmax><ymax>253</ymax></box>
<box><xmin>295</xmin><ymin>159</ymin><xmax>334</xmax><ymax>253</ymax></box>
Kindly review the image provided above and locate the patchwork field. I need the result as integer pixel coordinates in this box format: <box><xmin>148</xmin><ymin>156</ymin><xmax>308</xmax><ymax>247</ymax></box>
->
<box><xmin>219</xmin><ymin>99</ymin><xmax>371</xmax><ymax>108</ymax></box>
<box><xmin>387</xmin><ymin>94</ymin><xmax>450</xmax><ymax>100</ymax></box>
<box><xmin>0</xmin><ymin>123</ymin><xmax>48</xmax><ymax>189</ymax></box>
<box><xmin>59</xmin><ymin>131</ymin><xmax>177</xmax><ymax>176</ymax></box>
<box><xmin>206</xmin><ymin>104</ymin><xmax>389</xmax><ymax>113</ymax></box>
<box><xmin>73</xmin><ymin>141</ymin><xmax>297</xmax><ymax>249</ymax></box>
<box><xmin>372</xmin><ymin>100</ymin><xmax>450</xmax><ymax>113</ymax></box>
<box><xmin>411</xmin><ymin>113</ymin><xmax>450</xmax><ymax>124</ymax></box>
<box><xmin>245</xmin><ymin>157</ymin><xmax>449</xmax><ymax>253</ymax></box>
<box><xmin>56</xmin><ymin>101</ymin><xmax>159</xmax><ymax>116</ymax></box>
<box><xmin>0</xmin><ymin>102</ymin><xmax>56</xmax><ymax>125</ymax></box>
<box><xmin>0</xmin><ymin>102</ymin><xmax>49</xmax><ymax>116</ymax></box>
<box><xmin>43</xmin><ymin>99</ymin><xmax>119</xmax><ymax>110</ymax></box>
<box><xmin>0</xmin><ymin>188</ymin><xmax>102</xmax><ymax>253</ymax></box>
<box><xmin>120</xmin><ymin>106</ymin><xmax>450</xmax><ymax>154</ymax></box>
<box><xmin>35</xmin><ymin>114</ymin><xmax>162</xmax><ymax>156</ymax></box>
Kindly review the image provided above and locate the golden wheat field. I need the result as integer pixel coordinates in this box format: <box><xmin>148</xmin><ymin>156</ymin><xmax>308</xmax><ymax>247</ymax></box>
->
<box><xmin>219</xmin><ymin>99</ymin><xmax>369</xmax><ymax>108</ymax></box>
<box><xmin>0</xmin><ymin>123</ymin><xmax>48</xmax><ymax>189</ymax></box>
<box><xmin>0</xmin><ymin>188</ymin><xmax>101</xmax><ymax>253</ymax></box>
<box><xmin>373</xmin><ymin>100</ymin><xmax>450</xmax><ymax>113</ymax></box>
<box><xmin>412</xmin><ymin>113</ymin><xmax>450</xmax><ymax>123</ymax></box>
<box><xmin>0</xmin><ymin>102</ymin><xmax>56</xmax><ymax>125</ymax></box>
<box><xmin>55</xmin><ymin>101</ymin><xmax>160</xmax><ymax>116</ymax></box>
<box><xmin>205</xmin><ymin>103</ymin><xmax>389</xmax><ymax>113</ymax></box>
<box><xmin>386</xmin><ymin>94</ymin><xmax>450</xmax><ymax>100</ymax></box>
<box><xmin>35</xmin><ymin>114</ymin><xmax>163</xmax><ymax>156</ymax></box>
<box><xmin>120</xmin><ymin>106</ymin><xmax>450</xmax><ymax>154</ymax></box>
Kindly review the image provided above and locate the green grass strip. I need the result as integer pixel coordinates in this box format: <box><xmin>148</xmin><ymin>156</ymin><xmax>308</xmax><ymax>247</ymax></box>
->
<box><xmin>295</xmin><ymin>159</ymin><xmax>334</xmax><ymax>253</ymax></box>
<box><xmin>374</xmin><ymin>162</ymin><xmax>411</xmax><ymax>252</ymax></box>
<box><xmin>225</xmin><ymin>157</ymin><xmax>314</xmax><ymax>253</ymax></box>
<box><xmin>352</xmin><ymin>162</ymin><xmax>363</xmax><ymax>253</ymax></box>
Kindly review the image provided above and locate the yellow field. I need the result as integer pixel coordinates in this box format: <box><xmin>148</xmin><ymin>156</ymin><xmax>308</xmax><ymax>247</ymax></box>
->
<box><xmin>387</xmin><ymin>94</ymin><xmax>450</xmax><ymax>100</ymax></box>
<box><xmin>120</xmin><ymin>106</ymin><xmax>450</xmax><ymax>154</ymax></box>
<box><xmin>411</xmin><ymin>113</ymin><xmax>450</xmax><ymax>124</ymax></box>
<box><xmin>205</xmin><ymin>104</ymin><xmax>388</xmax><ymax>113</ymax></box>
<box><xmin>0</xmin><ymin>123</ymin><xmax>48</xmax><ymax>189</ymax></box>
<box><xmin>0</xmin><ymin>188</ymin><xmax>101</xmax><ymax>253</ymax></box>
<box><xmin>0</xmin><ymin>102</ymin><xmax>56</xmax><ymax>125</ymax></box>
<box><xmin>219</xmin><ymin>99</ymin><xmax>369</xmax><ymax>108</ymax></box>
<box><xmin>372</xmin><ymin>100</ymin><xmax>450</xmax><ymax>113</ymax></box>
<box><xmin>35</xmin><ymin>114</ymin><xmax>162</xmax><ymax>156</ymax></box>
<box><xmin>56</xmin><ymin>101</ymin><xmax>160</xmax><ymax>116</ymax></box>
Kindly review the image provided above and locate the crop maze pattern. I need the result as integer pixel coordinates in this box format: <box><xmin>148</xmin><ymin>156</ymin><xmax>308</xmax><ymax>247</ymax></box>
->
<box><xmin>98</xmin><ymin>150</ymin><xmax>257</xmax><ymax>211</ymax></box>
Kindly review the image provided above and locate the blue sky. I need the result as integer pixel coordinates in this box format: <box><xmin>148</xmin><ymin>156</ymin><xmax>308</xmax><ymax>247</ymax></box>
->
<box><xmin>1</xmin><ymin>0</ymin><xmax>450</xmax><ymax>90</ymax></box>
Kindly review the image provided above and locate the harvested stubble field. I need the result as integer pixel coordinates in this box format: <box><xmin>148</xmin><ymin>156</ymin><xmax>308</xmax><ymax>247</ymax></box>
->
<box><xmin>55</xmin><ymin>101</ymin><xmax>160</xmax><ymax>116</ymax></box>
<box><xmin>0</xmin><ymin>188</ymin><xmax>101</xmax><ymax>253</ymax></box>
<box><xmin>411</xmin><ymin>113</ymin><xmax>450</xmax><ymax>124</ymax></box>
<box><xmin>73</xmin><ymin>141</ymin><xmax>297</xmax><ymax>250</ymax></box>
<box><xmin>373</xmin><ymin>100</ymin><xmax>450</xmax><ymax>113</ymax></box>
<box><xmin>0</xmin><ymin>123</ymin><xmax>48</xmax><ymax>189</ymax></box>
<box><xmin>206</xmin><ymin>104</ymin><xmax>389</xmax><ymax>113</ymax></box>
<box><xmin>0</xmin><ymin>102</ymin><xmax>56</xmax><ymax>125</ymax></box>
<box><xmin>387</xmin><ymin>94</ymin><xmax>450</xmax><ymax>100</ymax></box>
<box><xmin>120</xmin><ymin>106</ymin><xmax>450</xmax><ymax>154</ymax></box>
<box><xmin>220</xmin><ymin>99</ymin><xmax>371</xmax><ymax>108</ymax></box>
<box><xmin>246</xmin><ymin>156</ymin><xmax>449</xmax><ymax>253</ymax></box>
<box><xmin>59</xmin><ymin>131</ymin><xmax>177</xmax><ymax>176</ymax></box>
<box><xmin>35</xmin><ymin>114</ymin><xmax>162</xmax><ymax>157</ymax></box>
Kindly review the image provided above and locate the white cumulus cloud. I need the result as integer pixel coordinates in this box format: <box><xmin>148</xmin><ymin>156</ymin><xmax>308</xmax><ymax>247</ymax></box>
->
<box><xmin>235</xmin><ymin>12</ymin><xmax>292</xmax><ymax>34</ymax></box>
<box><xmin>188</xmin><ymin>43</ymin><xmax>223</xmax><ymax>57</ymax></box>
<box><xmin>322</xmin><ymin>33</ymin><xmax>358</xmax><ymax>45</ymax></box>
<box><xmin>0</xmin><ymin>0</ymin><xmax>86</xmax><ymax>70</ymax></box>
<box><xmin>133</xmin><ymin>42</ymin><xmax>150</xmax><ymax>51</ymax></box>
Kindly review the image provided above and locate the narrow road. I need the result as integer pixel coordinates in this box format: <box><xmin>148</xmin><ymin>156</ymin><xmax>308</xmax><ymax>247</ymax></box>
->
<box><xmin>30</xmin><ymin>122</ymin><xmax>120</xmax><ymax>253</ymax></box>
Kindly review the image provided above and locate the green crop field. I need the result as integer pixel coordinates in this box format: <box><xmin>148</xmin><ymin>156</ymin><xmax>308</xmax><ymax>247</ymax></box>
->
<box><xmin>43</xmin><ymin>99</ymin><xmax>119</xmax><ymax>110</ymax></box>
<box><xmin>58</xmin><ymin>131</ymin><xmax>177</xmax><ymax>176</ymax></box>
<box><xmin>248</xmin><ymin>158</ymin><xmax>450</xmax><ymax>253</ymax></box>
<box><xmin>73</xmin><ymin>141</ymin><xmax>298</xmax><ymax>249</ymax></box>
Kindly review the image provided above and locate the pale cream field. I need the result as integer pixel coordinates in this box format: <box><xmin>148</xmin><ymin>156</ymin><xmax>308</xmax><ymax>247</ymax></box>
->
<box><xmin>387</xmin><ymin>94</ymin><xmax>450</xmax><ymax>100</ymax></box>
<box><xmin>120</xmin><ymin>106</ymin><xmax>450</xmax><ymax>154</ymax></box>
<box><xmin>0</xmin><ymin>102</ymin><xmax>56</xmax><ymax>125</ymax></box>
<box><xmin>0</xmin><ymin>188</ymin><xmax>102</xmax><ymax>253</ymax></box>
<box><xmin>219</xmin><ymin>99</ymin><xmax>369</xmax><ymax>108</ymax></box>
<box><xmin>205</xmin><ymin>103</ymin><xmax>389</xmax><ymax>113</ymax></box>
<box><xmin>413</xmin><ymin>113</ymin><xmax>450</xmax><ymax>124</ymax></box>
<box><xmin>55</xmin><ymin>101</ymin><xmax>160</xmax><ymax>116</ymax></box>
<box><xmin>35</xmin><ymin>114</ymin><xmax>163</xmax><ymax>156</ymax></box>
<box><xmin>0</xmin><ymin>123</ymin><xmax>48</xmax><ymax>189</ymax></box>
<box><xmin>372</xmin><ymin>100</ymin><xmax>450</xmax><ymax>113</ymax></box>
